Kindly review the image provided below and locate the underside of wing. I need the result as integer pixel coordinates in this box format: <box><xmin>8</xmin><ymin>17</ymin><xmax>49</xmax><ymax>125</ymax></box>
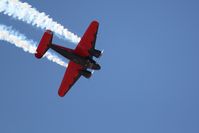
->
<box><xmin>58</xmin><ymin>61</ymin><xmax>82</xmax><ymax>97</ymax></box>
<box><xmin>74</xmin><ymin>21</ymin><xmax>99</xmax><ymax>57</ymax></box>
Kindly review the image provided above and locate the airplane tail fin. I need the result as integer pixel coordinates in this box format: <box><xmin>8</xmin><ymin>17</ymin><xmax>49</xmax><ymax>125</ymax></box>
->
<box><xmin>35</xmin><ymin>30</ymin><xmax>53</xmax><ymax>58</ymax></box>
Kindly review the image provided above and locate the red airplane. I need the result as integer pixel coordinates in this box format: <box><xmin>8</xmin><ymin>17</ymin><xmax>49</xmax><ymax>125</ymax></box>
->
<box><xmin>35</xmin><ymin>21</ymin><xmax>102</xmax><ymax>97</ymax></box>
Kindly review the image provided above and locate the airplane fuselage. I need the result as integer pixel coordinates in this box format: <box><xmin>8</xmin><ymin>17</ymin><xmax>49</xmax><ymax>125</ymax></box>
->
<box><xmin>50</xmin><ymin>44</ymin><xmax>100</xmax><ymax>70</ymax></box>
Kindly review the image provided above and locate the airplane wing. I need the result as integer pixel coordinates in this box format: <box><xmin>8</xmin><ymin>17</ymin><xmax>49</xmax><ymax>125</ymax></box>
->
<box><xmin>58</xmin><ymin>61</ymin><xmax>83</xmax><ymax>97</ymax></box>
<box><xmin>58</xmin><ymin>21</ymin><xmax>99</xmax><ymax>97</ymax></box>
<box><xmin>74</xmin><ymin>20</ymin><xmax>99</xmax><ymax>57</ymax></box>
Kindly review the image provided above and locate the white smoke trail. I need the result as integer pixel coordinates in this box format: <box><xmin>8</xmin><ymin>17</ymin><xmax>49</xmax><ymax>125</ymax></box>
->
<box><xmin>0</xmin><ymin>24</ymin><xmax>68</xmax><ymax>67</ymax></box>
<box><xmin>0</xmin><ymin>0</ymin><xmax>81</xmax><ymax>44</ymax></box>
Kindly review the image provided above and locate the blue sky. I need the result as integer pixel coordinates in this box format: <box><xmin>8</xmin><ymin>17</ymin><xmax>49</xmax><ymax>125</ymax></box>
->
<box><xmin>0</xmin><ymin>0</ymin><xmax>199</xmax><ymax>133</ymax></box>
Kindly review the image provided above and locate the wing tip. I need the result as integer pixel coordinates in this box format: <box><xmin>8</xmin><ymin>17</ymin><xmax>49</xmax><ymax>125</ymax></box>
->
<box><xmin>58</xmin><ymin>90</ymin><xmax>67</xmax><ymax>97</ymax></box>
<box><xmin>91</xmin><ymin>20</ymin><xmax>99</xmax><ymax>26</ymax></box>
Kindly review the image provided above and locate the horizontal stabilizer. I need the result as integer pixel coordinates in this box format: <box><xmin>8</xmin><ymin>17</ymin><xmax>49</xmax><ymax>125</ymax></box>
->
<box><xmin>35</xmin><ymin>30</ymin><xmax>53</xmax><ymax>58</ymax></box>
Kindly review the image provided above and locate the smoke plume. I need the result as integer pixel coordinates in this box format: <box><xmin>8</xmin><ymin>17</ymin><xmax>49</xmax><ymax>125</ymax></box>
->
<box><xmin>0</xmin><ymin>24</ymin><xmax>68</xmax><ymax>67</ymax></box>
<box><xmin>0</xmin><ymin>0</ymin><xmax>81</xmax><ymax>43</ymax></box>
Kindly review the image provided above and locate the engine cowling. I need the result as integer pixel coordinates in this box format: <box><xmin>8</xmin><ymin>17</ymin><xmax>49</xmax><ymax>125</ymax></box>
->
<box><xmin>80</xmin><ymin>70</ymin><xmax>92</xmax><ymax>79</ymax></box>
<box><xmin>89</xmin><ymin>49</ymin><xmax>102</xmax><ymax>58</ymax></box>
